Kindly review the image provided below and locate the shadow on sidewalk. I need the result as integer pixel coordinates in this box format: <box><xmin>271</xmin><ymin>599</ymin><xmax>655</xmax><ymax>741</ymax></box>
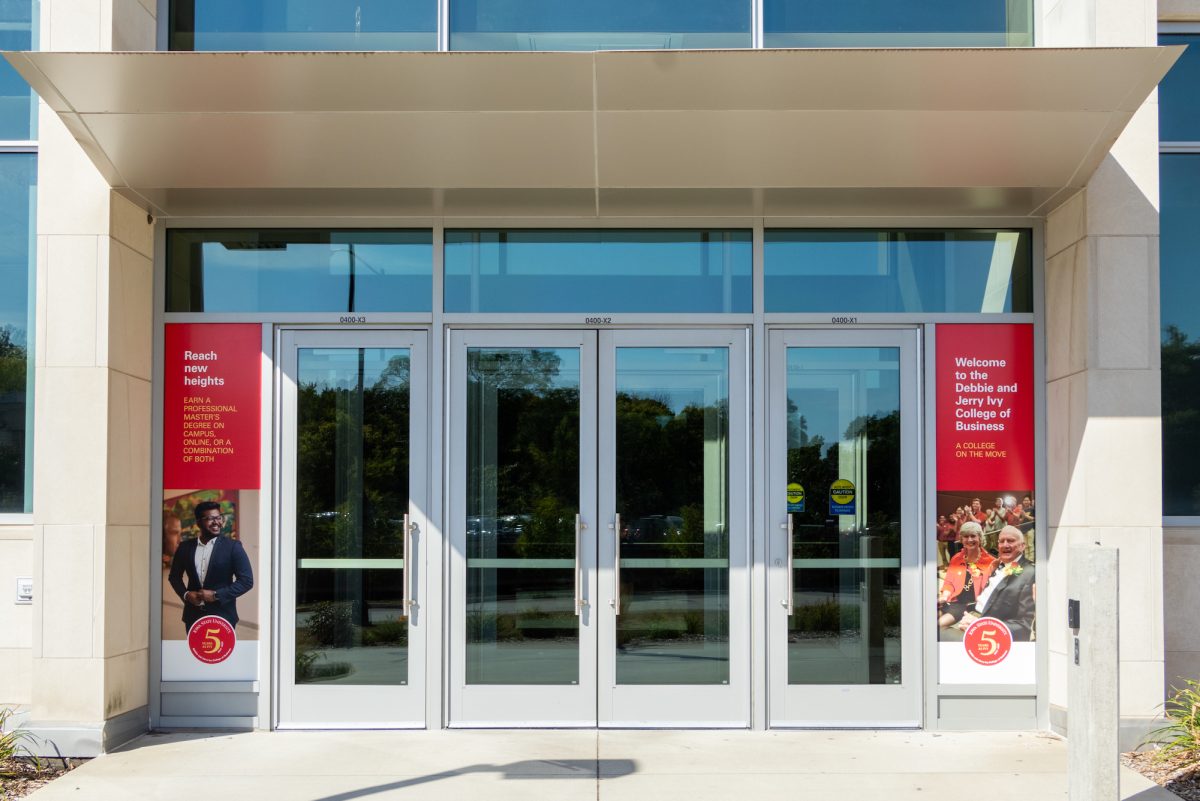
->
<box><xmin>314</xmin><ymin>758</ymin><xmax>637</xmax><ymax>801</ymax></box>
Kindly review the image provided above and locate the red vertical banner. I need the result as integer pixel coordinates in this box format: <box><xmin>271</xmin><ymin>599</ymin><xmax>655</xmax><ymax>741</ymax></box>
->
<box><xmin>935</xmin><ymin>323</ymin><xmax>1037</xmax><ymax>684</ymax></box>
<box><xmin>163</xmin><ymin>324</ymin><xmax>262</xmax><ymax>490</ymax></box>
<box><xmin>935</xmin><ymin>324</ymin><xmax>1035</xmax><ymax>491</ymax></box>
<box><xmin>162</xmin><ymin>324</ymin><xmax>262</xmax><ymax>679</ymax></box>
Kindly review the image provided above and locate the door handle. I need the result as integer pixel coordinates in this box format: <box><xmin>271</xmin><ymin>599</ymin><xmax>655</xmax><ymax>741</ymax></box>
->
<box><xmin>612</xmin><ymin>513</ymin><xmax>621</xmax><ymax>616</ymax></box>
<box><xmin>402</xmin><ymin>513</ymin><xmax>417</xmax><ymax>617</ymax></box>
<box><xmin>574</xmin><ymin>514</ymin><xmax>588</xmax><ymax>616</ymax></box>
<box><xmin>781</xmin><ymin>514</ymin><xmax>794</xmax><ymax>615</ymax></box>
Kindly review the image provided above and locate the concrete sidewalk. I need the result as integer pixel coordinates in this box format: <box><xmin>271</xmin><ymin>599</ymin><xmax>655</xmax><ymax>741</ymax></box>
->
<box><xmin>26</xmin><ymin>729</ymin><xmax>1175</xmax><ymax>801</ymax></box>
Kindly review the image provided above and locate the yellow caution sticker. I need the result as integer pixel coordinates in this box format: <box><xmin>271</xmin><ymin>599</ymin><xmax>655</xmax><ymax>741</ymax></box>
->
<box><xmin>829</xmin><ymin>479</ymin><xmax>856</xmax><ymax>515</ymax></box>
<box><xmin>786</xmin><ymin>483</ymin><xmax>805</xmax><ymax>512</ymax></box>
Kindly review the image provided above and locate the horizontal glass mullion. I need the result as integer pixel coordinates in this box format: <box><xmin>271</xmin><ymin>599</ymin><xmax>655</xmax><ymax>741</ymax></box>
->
<box><xmin>619</xmin><ymin>558</ymin><xmax>728</xmax><ymax>568</ymax></box>
<box><xmin>792</xmin><ymin>558</ymin><xmax>900</xmax><ymax>569</ymax></box>
<box><xmin>467</xmin><ymin>558</ymin><xmax>574</xmax><ymax>569</ymax></box>
<box><xmin>298</xmin><ymin>558</ymin><xmax>404</xmax><ymax>569</ymax></box>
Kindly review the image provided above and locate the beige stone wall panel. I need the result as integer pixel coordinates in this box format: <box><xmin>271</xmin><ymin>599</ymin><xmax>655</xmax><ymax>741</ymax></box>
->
<box><xmin>101</xmin><ymin>525</ymin><xmax>150</xmax><ymax>657</ymax></box>
<box><xmin>102</xmin><ymin>642</ymin><xmax>147</xmax><ymax>718</ymax></box>
<box><xmin>32</xmin><ymin>368</ymin><xmax>109</xmax><ymax>524</ymax></box>
<box><xmin>109</xmin><ymin>193</ymin><xmax>154</xmax><ymax>260</ymax></box>
<box><xmin>0</xmin><ymin>539</ymin><xmax>34</xmax><ymax>649</ymax></box>
<box><xmin>42</xmin><ymin>235</ymin><xmax>101</xmax><ymax>368</ymax></box>
<box><xmin>1045</xmin><ymin>239</ymin><xmax>1089</xmax><ymax>382</ymax></box>
<box><xmin>31</xmin><ymin>656</ymin><xmax>104</xmax><ymax>721</ymax></box>
<box><xmin>106</xmin><ymin>372</ymin><xmax>151</xmax><ymax>525</ymax></box>
<box><xmin>38</xmin><ymin>524</ymin><xmax>96</xmax><ymax>659</ymax></box>
<box><xmin>106</xmin><ymin>240</ymin><xmax>153</xmax><ymax>381</ymax></box>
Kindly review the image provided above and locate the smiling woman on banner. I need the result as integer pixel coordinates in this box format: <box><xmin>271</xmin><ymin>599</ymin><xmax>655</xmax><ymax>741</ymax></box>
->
<box><xmin>937</xmin><ymin>521</ymin><xmax>996</xmax><ymax>631</ymax></box>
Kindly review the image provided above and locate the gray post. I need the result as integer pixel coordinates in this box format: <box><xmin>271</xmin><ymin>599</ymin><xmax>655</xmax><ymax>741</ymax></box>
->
<box><xmin>1067</xmin><ymin>545</ymin><xmax>1119</xmax><ymax>801</ymax></box>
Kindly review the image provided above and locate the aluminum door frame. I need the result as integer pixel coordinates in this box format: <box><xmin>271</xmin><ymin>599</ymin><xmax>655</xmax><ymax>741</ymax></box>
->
<box><xmin>277</xmin><ymin>328</ymin><xmax>430</xmax><ymax>728</ymax></box>
<box><xmin>597</xmin><ymin>328</ymin><xmax>752</xmax><ymax>727</ymax></box>
<box><xmin>766</xmin><ymin>327</ymin><xmax>923</xmax><ymax>727</ymax></box>
<box><xmin>447</xmin><ymin>329</ymin><xmax>599</xmax><ymax>726</ymax></box>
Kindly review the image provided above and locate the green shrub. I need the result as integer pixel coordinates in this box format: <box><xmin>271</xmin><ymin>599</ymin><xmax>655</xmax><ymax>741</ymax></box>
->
<box><xmin>1145</xmin><ymin>679</ymin><xmax>1200</xmax><ymax>763</ymax></box>
<box><xmin>0</xmin><ymin>708</ymin><xmax>40</xmax><ymax>775</ymax></box>
<box><xmin>362</xmin><ymin>620</ymin><xmax>407</xmax><ymax>646</ymax></box>
<box><xmin>305</xmin><ymin>601</ymin><xmax>354</xmax><ymax>648</ymax></box>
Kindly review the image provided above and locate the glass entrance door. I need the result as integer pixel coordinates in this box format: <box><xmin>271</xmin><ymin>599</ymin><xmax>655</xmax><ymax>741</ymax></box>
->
<box><xmin>767</xmin><ymin>329</ymin><xmax>922</xmax><ymax>726</ymax></box>
<box><xmin>448</xmin><ymin>329</ymin><xmax>749</xmax><ymax>727</ymax></box>
<box><xmin>278</xmin><ymin>330</ymin><xmax>428</xmax><ymax>727</ymax></box>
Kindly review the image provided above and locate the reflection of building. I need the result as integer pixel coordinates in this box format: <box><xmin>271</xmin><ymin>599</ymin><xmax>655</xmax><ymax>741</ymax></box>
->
<box><xmin>0</xmin><ymin>0</ymin><xmax>1195</xmax><ymax>759</ymax></box>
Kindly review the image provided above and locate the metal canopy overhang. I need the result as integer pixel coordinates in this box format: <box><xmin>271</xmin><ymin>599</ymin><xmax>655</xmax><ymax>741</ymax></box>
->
<box><xmin>3</xmin><ymin>47</ymin><xmax>1183</xmax><ymax>219</ymax></box>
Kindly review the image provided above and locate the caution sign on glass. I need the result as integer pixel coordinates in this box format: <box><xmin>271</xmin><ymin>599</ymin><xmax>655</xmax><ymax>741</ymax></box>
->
<box><xmin>829</xmin><ymin>479</ymin><xmax>856</xmax><ymax>515</ymax></box>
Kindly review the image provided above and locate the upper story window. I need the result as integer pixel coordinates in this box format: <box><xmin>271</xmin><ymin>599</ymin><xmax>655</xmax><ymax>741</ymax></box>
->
<box><xmin>449</xmin><ymin>0</ymin><xmax>750</xmax><ymax>51</ymax></box>
<box><xmin>166</xmin><ymin>230</ymin><xmax>433</xmax><ymax>313</ymax></box>
<box><xmin>764</xmin><ymin>229</ymin><xmax>1032</xmax><ymax>314</ymax></box>
<box><xmin>168</xmin><ymin>0</ymin><xmax>437</xmax><ymax>51</ymax></box>
<box><xmin>764</xmin><ymin>0</ymin><xmax>1033</xmax><ymax>47</ymax></box>
<box><xmin>1159</xmin><ymin>34</ymin><xmax>1200</xmax><ymax>517</ymax></box>
<box><xmin>0</xmin><ymin>0</ymin><xmax>36</xmax><ymax>139</ymax></box>
<box><xmin>0</xmin><ymin>0</ymin><xmax>36</xmax><ymax>514</ymax></box>
<box><xmin>167</xmin><ymin>0</ymin><xmax>1032</xmax><ymax>51</ymax></box>
<box><xmin>444</xmin><ymin>229</ymin><xmax>752</xmax><ymax>313</ymax></box>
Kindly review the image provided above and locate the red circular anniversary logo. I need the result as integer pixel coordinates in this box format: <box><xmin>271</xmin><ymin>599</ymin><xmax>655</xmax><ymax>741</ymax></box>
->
<box><xmin>963</xmin><ymin>617</ymin><xmax>1013</xmax><ymax>666</ymax></box>
<box><xmin>187</xmin><ymin>615</ymin><xmax>237</xmax><ymax>664</ymax></box>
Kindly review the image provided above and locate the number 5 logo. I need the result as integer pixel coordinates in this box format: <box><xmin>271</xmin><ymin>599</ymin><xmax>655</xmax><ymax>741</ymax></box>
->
<box><xmin>188</xmin><ymin>616</ymin><xmax>237</xmax><ymax>664</ymax></box>
<box><xmin>203</xmin><ymin>628</ymin><xmax>223</xmax><ymax>655</ymax></box>
<box><xmin>963</xmin><ymin>618</ymin><xmax>1012</xmax><ymax>666</ymax></box>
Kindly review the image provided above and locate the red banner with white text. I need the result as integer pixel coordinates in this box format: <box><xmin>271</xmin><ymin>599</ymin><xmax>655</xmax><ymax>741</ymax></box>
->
<box><xmin>935</xmin><ymin>324</ymin><xmax>1036</xmax><ymax>684</ymax></box>
<box><xmin>161</xmin><ymin>324</ymin><xmax>262</xmax><ymax>680</ymax></box>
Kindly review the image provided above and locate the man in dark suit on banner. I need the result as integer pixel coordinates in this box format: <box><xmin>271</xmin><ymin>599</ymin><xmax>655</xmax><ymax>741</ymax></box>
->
<box><xmin>977</xmin><ymin>525</ymin><xmax>1035</xmax><ymax>641</ymax></box>
<box><xmin>168</xmin><ymin>500</ymin><xmax>254</xmax><ymax>633</ymax></box>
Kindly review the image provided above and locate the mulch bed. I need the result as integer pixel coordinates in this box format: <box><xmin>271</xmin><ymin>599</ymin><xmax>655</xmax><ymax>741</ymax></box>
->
<box><xmin>1124</xmin><ymin>751</ymin><xmax>1200</xmax><ymax>801</ymax></box>
<box><xmin>0</xmin><ymin>757</ymin><xmax>84</xmax><ymax>801</ymax></box>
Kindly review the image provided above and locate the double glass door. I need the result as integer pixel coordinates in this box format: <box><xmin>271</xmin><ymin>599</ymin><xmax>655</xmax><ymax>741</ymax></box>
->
<box><xmin>448</xmin><ymin>329</ymin><xmax>749</xmax><ymax>727</ymax></box>
<box><xmin>278</xmin><ymin>330</ymin><xmax>428</xmax><ymax>727</ymax></box>
<box><xmin>767</xmin><ymin>329</ymin><xmax>922</xmax><ymax>726</ymax></box>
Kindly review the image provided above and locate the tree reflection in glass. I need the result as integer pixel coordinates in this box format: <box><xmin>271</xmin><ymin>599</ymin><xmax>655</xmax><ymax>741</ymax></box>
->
<box><xmin>614</xmin><ymin>347</ymin><xmax>730</xmax><ymax>685</ymax></box>
<box><xmin>465</xmin><ymin>348</ymin><xmax>581</xmax><ymax>684</ymax></box>
<box><xmin>295</xmin><ymin>348</ymin><xmax>410</xmax><ymax>685</ymax></box>
<box><xmin>786</xmin><ymin>348</ymin><xmax>902</xmax><ymax>685</ymax></box>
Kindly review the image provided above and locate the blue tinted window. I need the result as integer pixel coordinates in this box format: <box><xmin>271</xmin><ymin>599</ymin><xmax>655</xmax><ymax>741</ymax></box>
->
<box><xmin>0</xmin><ymin>153</ymin><xmax>35</xmax><ymax>513</ymax></box>
<box><xmin>166</xmin><ymin>230</ymin><xmax>433</xmax><ymax>313</ymax></box>
<box><xmin>450</xmin><ymin>0</ymin><xmax>749</xmax><ymax>50</ymax></box>
<box><xmin>764</xmin><ymin>230</ymin><xmax>1032</xmax><ymax>313</ymax></box>
<box><xmin>444</xmin><ymin>230</ymin><xmax>751</xmax><ymax>313</ymax></box>
<box><xmin>0</xmin><ymin>0</ymin><xmax>36</xmax><ymax>140</ymax></box>
<box><xmin>764</xmin><ymin>0</ymin><xmax>1032</xmax><ymax>47</ymax></box>
<box><xmin>169</xmin><ymin>0</ymin><xmax>436</xmax><ymax>51</ymax></box>
<box><xmin>1161</xmin><ymin>154</ymin><xmax>1200</xmax><ymax>515</ymax></box>
<box><xmin>1160</xmin><ymin>35</ymin><xmax>1200</xmax><ymax>142</ymax></box>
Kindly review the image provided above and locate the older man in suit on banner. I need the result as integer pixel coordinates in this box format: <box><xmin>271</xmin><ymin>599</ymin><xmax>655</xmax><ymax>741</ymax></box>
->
<box><xmin>975</xmin><ymin>525</ymin><xmax>1035</xmax><ymax>641</ymax></box>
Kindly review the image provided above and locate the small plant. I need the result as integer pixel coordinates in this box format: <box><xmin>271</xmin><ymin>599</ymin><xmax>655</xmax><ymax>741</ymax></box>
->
<box><xmin>0</xmin><ymin>708</ymin><xmax>41</xmax><ymax>775</ymax></box>
<box><xmin>1145</xmin><ymin>678</ymin><xmax>1200</xmax><ymax>764</ymax></box>
<box><xmin>295</xmin><ymin>648</ymin><xmax>320</xmax><ymax>681</ymax></box>
<box><xmin>305</xmin><ymin>601</ymin><xmax>355</xmax><ymax>648</ymax></box>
